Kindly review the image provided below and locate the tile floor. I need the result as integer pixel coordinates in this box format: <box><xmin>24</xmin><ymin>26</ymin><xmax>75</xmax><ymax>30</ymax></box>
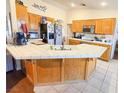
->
<box><xmin>34</xmin><ymin>59</ymin><xmax>118</xmax><ymax>93</ymax></box>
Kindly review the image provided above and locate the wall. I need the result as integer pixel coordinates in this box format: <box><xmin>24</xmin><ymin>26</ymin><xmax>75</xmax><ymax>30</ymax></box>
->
<box><xmin>9</xmin><ymin>0</ymin><xmax>67</xmax><ymax>37</ymax></box>
<box><xmin>22</xmin><ymin>0</ymin><xmax>67</xmax><ymax>37</ymax></box>
<box><xmin>67</xmin><ymin>8</ymin><xmax>118</xmax><ymax>23</ymax></box>
<box><xmin>9</xmin><ymin>0</ymin><xmax>18</xmax><ymax>32</ymax></box>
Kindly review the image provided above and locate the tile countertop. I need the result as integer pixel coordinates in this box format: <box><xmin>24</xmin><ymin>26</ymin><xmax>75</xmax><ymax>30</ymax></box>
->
<box><xmin>6</xmin><ymin>43</ymin><xmax>107</xmax><ymax>60</ymax></box>
<box><xmin>70</xmin><ymin>38</ymin><xmax>112</xmax><ymax>45</ymax></box>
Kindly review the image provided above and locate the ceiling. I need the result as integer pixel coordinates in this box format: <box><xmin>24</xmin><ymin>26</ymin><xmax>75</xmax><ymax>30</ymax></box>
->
<box><xmin>52</xmin><ymin>0</ymin><xmax>118</xmax><ymax>10</ymax></box>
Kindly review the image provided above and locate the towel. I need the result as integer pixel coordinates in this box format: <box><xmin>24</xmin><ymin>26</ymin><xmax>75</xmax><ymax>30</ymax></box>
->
<box><xmin>21</xmin><ymin>24</ymin><xmax>28</xmax><ymax>34</ymax></box>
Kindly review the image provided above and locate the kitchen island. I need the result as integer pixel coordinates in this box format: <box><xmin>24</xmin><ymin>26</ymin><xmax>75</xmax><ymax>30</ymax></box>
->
<box><xmin>7</xmin><ymin>43</ymin><xmax>106</xmax><ymax>91</ymax></box>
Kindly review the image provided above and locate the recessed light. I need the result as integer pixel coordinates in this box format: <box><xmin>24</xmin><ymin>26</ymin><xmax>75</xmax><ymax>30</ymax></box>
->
<box><xmin>101</xmin><ymin>2</ymin><xmax>107</xmax><ymax>6</ymax></box>
<box><xmin>71</xmin><ymin>3</ymin><xmax>75</xmax><ymax>7</ymax></box>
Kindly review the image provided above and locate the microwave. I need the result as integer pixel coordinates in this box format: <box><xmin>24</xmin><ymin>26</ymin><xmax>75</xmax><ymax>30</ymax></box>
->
<box><xmin>29</xmin><ymin>31</ymin><xmax>39</xmax><ymax>39</ymax></box>
<box><xmin>83</xmin><ymin>25</ymin><xmax>95</xmax><ymax>33</ymax></box>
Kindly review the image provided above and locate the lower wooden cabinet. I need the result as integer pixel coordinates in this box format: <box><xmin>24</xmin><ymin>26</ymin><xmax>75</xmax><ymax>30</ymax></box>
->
<box><xmin>36</xmin><ymin>59</ymin><xmax>61</xmax><ymax>83</ymax></box>
<box><xmin>21</xmin><ymin>58</ymin><xmax>97</xmax><ymax>85</ymax></box>
<box><xmin>69</xmin><ymin>39</ymin><xmax>81</xmax><ymax>45</ymax></box>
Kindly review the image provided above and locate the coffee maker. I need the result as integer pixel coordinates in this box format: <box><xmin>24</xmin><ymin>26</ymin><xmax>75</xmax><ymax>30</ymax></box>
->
<box><xmin>15</xmin><ymin>32</ymin><xmax>27</xmax><ymax>45</ymax></box>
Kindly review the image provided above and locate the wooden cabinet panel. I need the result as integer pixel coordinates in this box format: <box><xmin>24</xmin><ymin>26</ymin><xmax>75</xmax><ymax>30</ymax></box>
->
<box><xmin>95</xmin><ymin>18</ymin><xmax>116</xmax><ymax>35</ymax></box>
<box><xmin>82</xmin><ymin>20</ymin><xmax>96</xmax><ymax>26</ymax></box>
<box><xmin>72</xmin><ymin>20</ymin><xmax>83</xmax><ymax>33</ymax></box>
<box><xmin>72</xmin><ymin>18</ymin><xmax>116</xmax><ymax>34</ymax></box>
<box><xmin>25</xmin><ymin>60</ymin><xmax>34</xmax><ymax>83</ymax></box>
<box><xmin>16</xmin><ymin>4</ymin><xmax>28</xmax><ymax>23</ymax></box>
<box><xmin>101</xmin><ymin>46</ymin><xmax>112</xmax><ymax>61</ymax></box>
<box><xmin>47</xmin><ymin>17</ymin><xmax>55</xmax><ymax>23</ymax></box>
<box><xmin>95</xmin><ymin>19</ymin><xmax>103</xmax><ymax>34</ymax></box>
<box><xmin>102</xmin><ymin>18</ymin><xmax>116</xmax><ymax>35</ymax></box>
<box><xmin>28</xmin><ymin>13</ymin><xmax>41</xmax><ymax>31</ymax></box>
<box><xmin>69</xmin><ymin>39</ymin><xmax>81</xmax><ymax>45</ymax></box>
<box><xmin>64</xmin><ymin>58</ymin><xmax>86</xmax><ymax>81</ymax></box>
<box><xmin>36</xmin><ymin>59</ymin><xmax>61</xmax><ymax>83</ymax></box>
<box><xmin>85</xmin><ymin>58</ymin><xmax>97</xmax><ymax>79</ymax></box>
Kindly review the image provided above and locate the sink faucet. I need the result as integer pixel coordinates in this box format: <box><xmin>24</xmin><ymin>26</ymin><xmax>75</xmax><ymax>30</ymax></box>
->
<box><xmin>61</xmin><ymin>37</ymin><xmax>65</xmax><ymax>50</ymax></box>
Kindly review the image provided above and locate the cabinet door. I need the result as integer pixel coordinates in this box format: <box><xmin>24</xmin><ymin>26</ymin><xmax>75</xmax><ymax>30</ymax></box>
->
<box><xmin>95</xmin><ymin>19</ymin><xmax>103</xmax><ymax>34</ymax></box>
<box><xmin>102</xmin><ymin>18</ymin><xmax>116</xmax><ymax>35</ymax></box>
<box><xmin>69</xmin><ymin>39</ymin><xmax>81</xmax><ymax>45</ymax></box>
<box><xmin>101</xmin><ymin>46</ymin><xmax>112</xmax><ymax>61</ymax></box>
<box><xmin>72</xmin><ymin>20</ymin><xmax>77</xmax><ymax>32</ymax></box>
<box><xmin>28</xmin><ymin>13</ymin><xmax>41</xmax><ymax>31</ymax></box>
<box><xmin>25</xmin><ymin>60</ymin><xmax>34</xmax><ymax>83</ymax></box>
<box><xmin>95</xmin><ymin>18</ymin><xmax>116</xmax><ymax>35</ymax></box>
<box><xmin>72</xmin><ymin>20</ymin><xmax>83</xmax><ymax>33</ymax></box>
<box><xmin>47</xmin><ymin>17</ymin><xmax>55</xmax><ymax>23</ymax></box>
<box><xmin>16</xmin><ymin>4</ymin><xmax>28</xmax><ymax>23</ymax></box>
<box><xmin>82</xmin><ymin>20</ymin><xmax>96</xmax><ymax>26</ymax></box>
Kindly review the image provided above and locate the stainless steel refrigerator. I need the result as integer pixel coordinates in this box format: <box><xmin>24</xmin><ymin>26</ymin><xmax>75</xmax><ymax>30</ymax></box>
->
<box><xmin>54</xmin><ymin>24</ymin><xmax>62</xmax><ymax>45</ymax></box>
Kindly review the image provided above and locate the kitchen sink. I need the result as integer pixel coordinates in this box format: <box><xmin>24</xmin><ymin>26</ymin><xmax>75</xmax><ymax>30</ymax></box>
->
<box><xmin>50</xmin><ymin>45</ymin><xmax>72</xmax><ymax>50</ymax></box>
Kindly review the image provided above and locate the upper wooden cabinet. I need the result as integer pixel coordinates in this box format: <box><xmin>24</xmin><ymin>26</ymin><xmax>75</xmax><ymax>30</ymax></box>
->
<box><xmin>28</xmin><ymin>13</ymin><xmax>41</xmax><ymax>31</ymax></box>
<box><xmin>47</xmin><ymin>17</ymin><xmax>55</xmax><ymax>23</ymax></box>
<box><xmin>95</xmin><ymin>18</ymin><xmax>116</xmax><ymax>35</ymax></box>
<box><xmin>82</xmin><ymin>20</ymin><xmax>96</xmax><ymax>25</ymax></box>
<box><xmin>95</xmin><ymin>19</ymin><xmax>103</xmax><ymax>34</ymax></box>
<box><xmin>102</xmin><ymin>18</ymin><xmax>116</xmax><ymax>35</ymax></box>
<box><xmin>72</xmin><ymin>19</ymin><xmax>96</xmax><ymax>33</ymax></box>
<box><xmin>72</xmin><ymin>20</ymin><xmax>83</xmax><ymax>33</ymax></box>
<box><xmin>71</xmin><ymin>18</ymin><xmax>116</xmax><ymax>35</ymax></box>
<box><xmin>16</xmin><ymin>4</ymin><xmax>28</xmax><ymax>23</ymax></box>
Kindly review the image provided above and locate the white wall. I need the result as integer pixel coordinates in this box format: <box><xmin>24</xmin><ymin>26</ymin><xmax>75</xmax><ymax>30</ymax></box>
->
<box><xmin>22</xmin><ymin>0</ymin><xmax>67</xmax><ymax>37</ymax></box>
<box><xmin>9</xmin><ymin>0</ymin><xmax>67</xmax><ymax>37</ymax></box>
<box><xmin>9</xmin><ymin>0</ymin><xmax>18</xmax><ymax>32</ymax></box>
<box><xmin>67</xmin><ymin>8</ymin><xmax>118</xmax><ymax>23</ymax></box>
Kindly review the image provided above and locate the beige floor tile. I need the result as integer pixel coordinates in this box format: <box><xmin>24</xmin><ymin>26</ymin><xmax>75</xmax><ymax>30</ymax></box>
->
<box><xmin>34</xmin><ymin>86</ymin><xmax>53</xmax><ymax>93</ymax></box>
<box><xmin>95</xmin><ymin>67</ymin><xmax>107</xmax><ymax>74</ymax></box>
<box><xmin>46</xmin><ymin>87</ymin><xmax>58</xmax><ymax>93</ymax></box>
<box><xmin>93</xmin><ymin>71</ymin><xmax>106</xmax><ymax>81</ymax></box>
<box><xmin>53</xmin><ymin>84</ymin><xmax>71</xmax><ymax>93</ymax></box>
<box><xmin>83</xmin><ymin>85</ymin><xmax>100</xmax><ymax>93</ymax></box>
<box><xmin>71</xmin><ymin>81</ymin><xmax>87</xmax><ymax>91</ymax></box>
<box><xmin>63</xmin><ymin>86</ymin><xmax>81</xmax><ymax>93</ymax></box>
<box><xmin>88</xmin><ymin>77</ymin><xmax>103</xmax><ymax>89</ymax></box>
<box><xmin>104</xmin><ymin>77</ymin><xmax>117</xmax><ymax>87</ymax></box>
<box><xmin>101</xmin><ymin>83</ymin><xmax>117</xmax><ymax>93</ymax></box>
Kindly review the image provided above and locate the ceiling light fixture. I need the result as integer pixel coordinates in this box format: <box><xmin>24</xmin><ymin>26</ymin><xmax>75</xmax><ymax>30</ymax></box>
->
<box><xmin>101</xmin><ymin>2</ymin><xmax>107</xmax><ymax>6</ymax></box>
<box><xmin>71</xmin><ymin>3</ymin><xmax>75</xmax><ymax>7</ymax></box>
<box><xmin>81</xmin><ymin>3</ymin><xmax>86</xmax><ymax>7</ymax></box>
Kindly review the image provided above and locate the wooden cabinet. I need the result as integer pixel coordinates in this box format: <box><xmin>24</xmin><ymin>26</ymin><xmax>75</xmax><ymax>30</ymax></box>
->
<box><xmin>102</xmin><ymin>18</ymin><xmax>116</xmax><ymax>34</ymax></box>
<box><xmin>101</xmin><ymin>45</ymin><xmax>112</xmax><ymax>61</ymax></box>
<box><xmin>85</xmin><ymin>58</ymin><xmax>97</xmax><ymax>79</ymax></box>
<box><xmin>28</xmin><ymin>13</ymin><xmax>41</xmax><ymax>31</ymax></box>
<box><xmin>82</xmin><ymin>20</ymin><xmax>96</xmax><ymax>26</ymax></box>
<box><xmin>69</xmin><ymin>39</ymin><xmax>81</xmax><ymax>45</ymax></box>
<box><xmin>71</xmin><ymin>20</ymin><xmax>96</xmax><ymax>33</ymax></box>
<box><xmin>72</xmin><ymin>20</ymin><xmax>83</xmax><ymax>33</ymax></box>
<box><xmin>47</xmin><ymin>17</ymin><xmax>55</xmax><ymax>23</ymax></box>
<box><xmin>16</xmin><ymin>4</ymin><xmax>28</xmax><ymax>23</ymax></box>
<box><xmin>21</xmin><ymin>60</ymin><xmax>35</xmax><ymax>84</ymax></box>
<box><xmin>25</xmin><ymin>60</ymin><xmax>34</xmax><ymax>83</ymax></box>
<box><xmin>36</xmin><ymin>59</ymin><xmax>61</xmax><ymax>83</ymax></box>
<box><xmin>64</xmin><ymin>58</ymin><xmax>87</xmax><ymax>80</ymax></box>
<box><xmin>95</xmin><ymin>18</ymin><xmax>116</xmax><ymax>35</ymax></box>
<box><xmin>71</xmin><ymin>18</ymin><xmax>116</xmax><ymax>35</ymax></box>
<box><xmin>95</xmin><ymin>19</ymin><xmax>103</xmax><ymax>34</ymax></box>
